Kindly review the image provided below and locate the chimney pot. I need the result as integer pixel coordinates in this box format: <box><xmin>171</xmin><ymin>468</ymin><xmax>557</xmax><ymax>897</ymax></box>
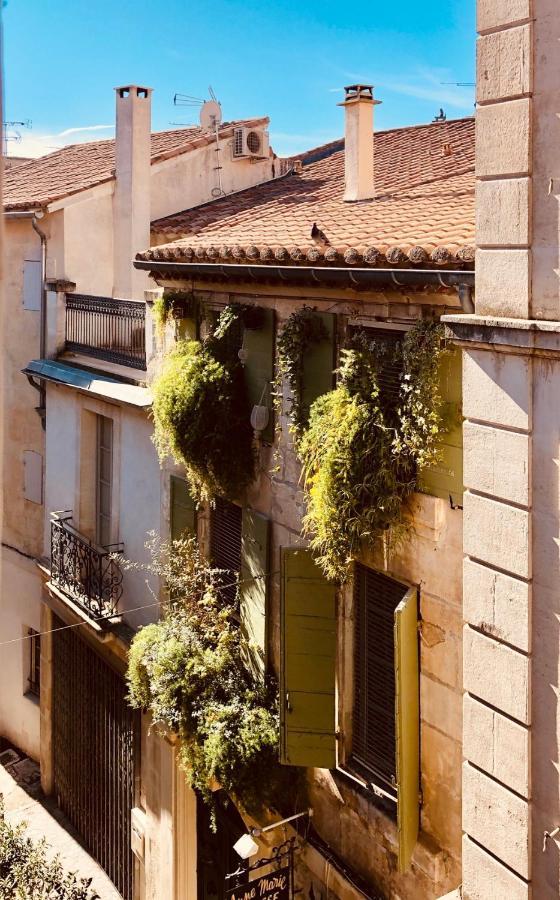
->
<box><xmin>339</xmin><ymin>83</ymin><xmax>381</xmax><ymax>202</ymax></box>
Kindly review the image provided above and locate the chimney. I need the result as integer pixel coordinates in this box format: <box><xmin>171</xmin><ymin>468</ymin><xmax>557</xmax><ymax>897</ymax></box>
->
<box><xmin>339</xmin><ymin>84</ymin><xmax>380</xmax><ymax>202</ymax></box>
<box><xmin>113</xmin><ymin>85</ymin><xmax>152</xmax><ymax>299</ymax></box>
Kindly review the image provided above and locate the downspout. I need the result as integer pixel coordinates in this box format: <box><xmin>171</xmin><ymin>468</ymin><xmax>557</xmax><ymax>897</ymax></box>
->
<box><xmin>31</xmin><ymin>214</ymin><xmax>47</xmax><ymax>428</ymax></box>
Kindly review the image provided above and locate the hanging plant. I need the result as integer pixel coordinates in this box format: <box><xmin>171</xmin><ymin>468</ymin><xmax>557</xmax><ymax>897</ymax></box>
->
<box><xmin>298</xmin><ymin>321</ymin><xmax>448</xmax><ymax>581</ymax></box>
<box><xmin>275</xmin><ymin>307</ymin><xmax>328</xmax><ymax>442</ymax></box>
<box><xmin>151</xmin><ymin>305</ymin><xmax>254</xmax><ymax>501</ymax></box>
<box><xmin>152</xmin><ymin>290</ymin><xmax>197</xmax><ymax>340</ymax></box>
<box><xmin>126</xmin><ymin>535</ymin><xmax>301</xmax><ymax>819</ymax></box>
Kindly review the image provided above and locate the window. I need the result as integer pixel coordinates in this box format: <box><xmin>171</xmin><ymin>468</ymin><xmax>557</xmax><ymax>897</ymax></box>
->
<box><xmin>210</xmin><ymin>498</ymin><xmax>242</xmax><ymax>606</ymax></box>
<box><xmin>352</xmin><ymin>564</ymin><xmax>408</xmax><ymax>797</ymax></box>
<box><xmin>27</xmin><ymin>629</ymin><xmax>40</xmax><ymax>698</ymax></box>
<box><xmin>170</xmin><ymin>475</ymin><xmax>196</xmax><ymax>541</ymax></box>
<box><xmin>96</xmin><ymin>415</ymin><xmax>113</xmax><ymax>547</ymax></box>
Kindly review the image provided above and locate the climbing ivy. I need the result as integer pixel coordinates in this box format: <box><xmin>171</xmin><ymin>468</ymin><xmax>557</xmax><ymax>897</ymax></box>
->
<box><xmin>298</xmin><ymin>321</ymin><xmax>448</xmax><ymax>581</ymax></box>
<box><xmin>152</xmin><ymin>290</ymin><xmax>197</xmax><ymax>340</ymax></box>
<box><xmin>126</xmin><ymin>535</ymin><xmax>300</xmax><ymax>819</ymax></box>
<box><xmin>275</xmin><ymin>307</ymin><xmax>328</xmax><ymax>442</ymax></box>
<box><xmin>151</xmin><ymin>305</ymin><xmax>254</xmax><ymax>501</ymax></box>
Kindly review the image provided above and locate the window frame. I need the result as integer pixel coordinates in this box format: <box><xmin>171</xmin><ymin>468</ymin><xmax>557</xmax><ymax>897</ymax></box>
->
<box><xmin>26</xmin><ymin>628</ymin><xmax>40</xmax><ymax>698</ymax></box>
<box><xmin>95</xmin><ymin>414</ymin><xmax>113</xmax><ymax>548</ymax></box>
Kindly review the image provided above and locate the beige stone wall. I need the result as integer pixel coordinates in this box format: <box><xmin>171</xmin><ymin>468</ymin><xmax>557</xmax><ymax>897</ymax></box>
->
<box><xmin>162</xmin><ymin>286</ymin><xmax>466</xmax><ymax>900</ymax></box>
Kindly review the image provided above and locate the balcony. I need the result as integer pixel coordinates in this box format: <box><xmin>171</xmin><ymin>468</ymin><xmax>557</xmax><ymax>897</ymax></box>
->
<box><xmin>65</xmin><ymin>293</ymin><xmax>146</xmax><ymax>370</ymax></box>
<box><xmin>50</xmin><ymin>512</ymin><xmax>124</xmax><ymax>618</ymax></box>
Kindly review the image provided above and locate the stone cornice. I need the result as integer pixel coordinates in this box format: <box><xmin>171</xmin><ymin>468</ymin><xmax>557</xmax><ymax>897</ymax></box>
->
<box><xmin>443</xmin><ymin>314</ymin><xmax>560</xmax><ymax>357</ymax></box>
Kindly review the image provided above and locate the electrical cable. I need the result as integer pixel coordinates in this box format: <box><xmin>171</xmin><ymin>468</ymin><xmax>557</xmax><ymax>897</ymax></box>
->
<box><xmin>0</xmin><ymin>568</ymin><xmax>280</xmax><ymax>648</ymax></box>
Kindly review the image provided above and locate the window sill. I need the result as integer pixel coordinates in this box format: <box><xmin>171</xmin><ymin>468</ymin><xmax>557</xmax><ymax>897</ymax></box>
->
<box><xmin>334</xmin><ymin>763</ymin><xmax>397</xmax><ymax>821</ymax></box>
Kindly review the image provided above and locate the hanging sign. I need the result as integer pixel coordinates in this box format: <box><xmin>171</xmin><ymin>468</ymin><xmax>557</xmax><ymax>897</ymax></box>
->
<box><xmin>226</xmin><ymin>864</ymin><xmax>291</xmax><ymax>900</ymax></box>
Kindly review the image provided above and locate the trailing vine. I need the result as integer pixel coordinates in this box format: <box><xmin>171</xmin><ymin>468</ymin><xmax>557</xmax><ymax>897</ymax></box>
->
<box><xmin>152</xmin><ymin>290</ymin><xmax>197</xmax><ymax>340</ymax></box>
<box><xmin>151</xmin><ymin>305</ymin><xmax>254</xmax><ymax>501</ymax></box>
<box><xmin>298</xmin><ymin>321</ymin><xmax>448</xmax><ymax>581</ymax></box>
<box><xmin>275</xmin><ymin>307</ymin><xmax>328</xmax><ymax>442</ymax></box>
<box><xmin>126</xmin><ymin>535</ymin><xmax>300</xmax><ymax>819</ymax></box>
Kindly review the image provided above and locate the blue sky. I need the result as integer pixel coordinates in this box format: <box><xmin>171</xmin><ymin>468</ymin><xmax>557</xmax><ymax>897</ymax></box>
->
<box><xmin>3</xmin><ymin>0</ymin><xmax>475</xmax><ymax>158</ymax></box>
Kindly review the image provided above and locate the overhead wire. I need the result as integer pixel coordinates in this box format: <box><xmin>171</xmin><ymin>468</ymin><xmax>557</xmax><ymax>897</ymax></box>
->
<box><xmin>0</xmin><ymin>568</ymin><xmax>280</xmax><ymax>648</ymax></box>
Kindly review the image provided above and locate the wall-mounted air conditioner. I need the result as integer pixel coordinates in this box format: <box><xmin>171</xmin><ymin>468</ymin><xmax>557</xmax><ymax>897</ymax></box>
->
<box><xmin>232</xmin><ymin>126</ymin><xmax>269</xmax><ymax>160</ymax></box>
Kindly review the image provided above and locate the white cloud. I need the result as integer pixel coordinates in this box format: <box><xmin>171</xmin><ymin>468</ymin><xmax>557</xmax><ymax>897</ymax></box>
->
<box><xmin>5</xmin><ymin>124</ymin><xmax>115</xmax><ymax>159</ymax></box>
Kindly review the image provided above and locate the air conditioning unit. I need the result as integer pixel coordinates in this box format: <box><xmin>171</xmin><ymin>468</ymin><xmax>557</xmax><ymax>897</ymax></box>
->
<box><xmin>232</xmin><ymin>126</ymin><xmax>269</xmax><ymax>160</ymax></box>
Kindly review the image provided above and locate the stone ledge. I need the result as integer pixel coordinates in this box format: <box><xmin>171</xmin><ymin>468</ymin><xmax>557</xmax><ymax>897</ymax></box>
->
<box><xmin>443</xmin><ymin>313</ymin><xmax>560</xmax><ymax>356</ymax></box>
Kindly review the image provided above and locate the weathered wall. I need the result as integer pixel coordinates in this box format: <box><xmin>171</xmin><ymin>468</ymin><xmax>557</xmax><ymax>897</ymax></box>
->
<box><xmin>167</xmin><ymin>288</ymin><xmax>465</xmax><ymax>900</ymax></box>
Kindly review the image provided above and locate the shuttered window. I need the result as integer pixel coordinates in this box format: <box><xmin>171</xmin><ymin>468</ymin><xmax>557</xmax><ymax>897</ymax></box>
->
<box><xmin>170</xmin><ymin>475</ymin><xmax>196</xmax><ymax>541</ymax></box>
<box><xmin>210</xmin><ymin>498</ymin><xmax>242</xmax><ymax>606</ymax></box>
<box><xmin>418</xmin><ymin>347</ymin><xmax>463</xmax><ymax>506</ymax></box>
<box><xmin>352</xmin><ymin>563</ymin><xmax>420</xmax><ymax>872</ymax></box>
<box><xmin>347</xmin><ymin>325</ymin><xmax>403</xmax><ymax>413</ymax></box>
<box><xmin>300</xmin><ymin>311</ymin><xmax>336</xmax><ymax>423</ymax></box>
<box><xmin>280</xmin><ymin>548</ymin><xmax>337</xmax><ymax>769</ymax></box>
<box><xmin>239</xmin><ymin>508</ymin><xmax>270</xmax><ymax>676</ymax></box>
<box><xmin>352</xmin><ymin>564</ymin><xmax>407</xmax><ymax>795</ymax></box>
<box><xmin>243</xmin><ymin>309</ymin><xmax>275</xmax><ymax>443</ymax></box>
<box><xmin>96</xmin><ymin>415</ymin><xmax>113</xmax><ymax>547</ymax></box>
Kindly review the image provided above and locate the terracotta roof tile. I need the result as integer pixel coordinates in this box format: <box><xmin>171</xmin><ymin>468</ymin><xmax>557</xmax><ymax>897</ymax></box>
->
<box><xmin>145</xmin><ymin>117</ymin><xmax>475</xmax><ymax>269</ymax></box>
<box><xmin>3</xmin><ymin>118</ymin><xmax>268</xmax><ymax>211</ymax></box>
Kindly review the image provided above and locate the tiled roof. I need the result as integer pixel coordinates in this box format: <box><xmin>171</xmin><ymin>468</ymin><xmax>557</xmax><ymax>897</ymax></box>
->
<box><xmin>3</xmin><ymin>118</ymin><xmax>268</xmax><ymax>211</ymax></box>
<box><xmin>144</xmin><ymin>117</ymin><xmax>475</xmax><ymax>270</ymax></box>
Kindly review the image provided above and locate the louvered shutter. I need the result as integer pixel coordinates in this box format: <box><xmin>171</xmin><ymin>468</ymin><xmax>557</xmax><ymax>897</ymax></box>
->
<box><xmin>170</xmin><ymin>475</ymin><xmax>196</xmax><ymax>541</ymax></box>
<box><xmin>418</xmin><ymin>348</ymin><xmax>463</xmax><ymax>506</ymax></box>
<box><xmin>210</xmin><ymin>498</ymin><xmax>242</xmax><ymax>606</ymax></box>
<box><xmin>280</xmin><ymin>548</ymin><xmax>337</xmax><ymax>768</ymax></box>
<box><xmin>395</xmin><ymin>586</ymin><xmax>420</xmax><ymax>873</ymax></box>
<box><xmin>239</xmin><ymin>508</ymin><xmax>270</xmax><ymax>676</ymax></box>
<box><xmin>243</xmin><ymin>309</ymin><xmax>275</xmax><ymax>443</ymax></box>
<box><xmin>300</xmin><ymin>312</ymin><xmax>336</xmax><ymax>422</ymax></box>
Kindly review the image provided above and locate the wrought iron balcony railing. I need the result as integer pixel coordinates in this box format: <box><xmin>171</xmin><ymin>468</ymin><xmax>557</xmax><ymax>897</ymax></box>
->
<box><xmin>65</xmin><ymin>294</ymin><xmax>146</xmax><ymax>370</ymax></box>
<box><xmin>50</xmin><ymin>512</ymin><xmax>124</xmax><ymax>618</ymax></box>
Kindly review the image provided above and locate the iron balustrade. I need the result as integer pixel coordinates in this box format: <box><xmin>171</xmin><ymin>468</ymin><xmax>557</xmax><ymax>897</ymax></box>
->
<box><xmin>50</xmin><ymin>512</ymin><xmax>124</xmax><ymax>618</ymax></box>
<box><xmin>65</xmin><ymin>294</ymin><xmax>146</xmax><ymax>370</ymax></box>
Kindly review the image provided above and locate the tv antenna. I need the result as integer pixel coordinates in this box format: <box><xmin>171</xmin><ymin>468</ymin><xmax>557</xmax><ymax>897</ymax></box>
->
<box><xmin>441</xmin><ymin>82</ymin><xmax>475</xmax><ymax>87</ymax></box>
<box><xmin>2</xmin><ymin>118</ymin><xmax>32</xmax><ymax>155</ymax></box>
<box><xmin>172</xmin><ymin>87</ymin><xmax>225</xmax><ymax>197</ymax></box>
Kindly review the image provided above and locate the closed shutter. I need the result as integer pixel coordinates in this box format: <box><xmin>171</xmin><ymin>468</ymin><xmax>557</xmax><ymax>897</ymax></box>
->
<box><xmin>395</xmin><ymin>586</ymin><xmax>420</xmax><ymax>873</ymax></box>
<box><xmin>300</xmin><ymin>312</ymin><xmax>336</xmax><ymax>422</ymax></box>
<box><xmin>347</xmin><ymin>325</ymin><xmax>404</xmax><ymax>412</ymax></box>
<box><xmin>352</xmin><ymin>564</ymin><xmax>407</xmax><ymax>795</ymax></box>
<box><xmin>239</xmin><ymin>508</ymin><xmax>270</xmax><ymax>676</ymax></box>
<box><xmin>243</xmin><ymin>309</ymin><xmax>275</xmax><ymax>443</ymax></box>
<box><xmin>170</xmin><ymin>475</ymin><xmax>196</xmax><ymax>541</ymax></box>
<box><xmin>280</xmin><ymin>548</ymin><xmax>336</xmax><ymax>768</ymax></box>
<box><xmin>418</xmin><ymin>348</ymin><xmax>463</xmax><ymax>506</ymax></box>
<box><xmin>210</xmin><ymin>498</ymin><xmax>242</xmax><ymax>606</ymax></box>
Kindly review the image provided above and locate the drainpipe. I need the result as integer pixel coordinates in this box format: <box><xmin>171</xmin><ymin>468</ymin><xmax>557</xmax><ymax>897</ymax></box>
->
<box><xmin>31</xmin><ymin>213</ymin><xmax>47</xmax><ymax>428</ymax></box>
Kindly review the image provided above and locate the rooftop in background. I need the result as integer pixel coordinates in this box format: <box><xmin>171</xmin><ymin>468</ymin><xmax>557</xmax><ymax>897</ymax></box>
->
<box><xmin>3</xmin><ymin>118</ymin><xmax>268</xmax><ymax>211</ymax></box>
<box><xmin>144</xmin><ymin>117</ymin><xmax>475</xmax><ymax>271</ymax></box>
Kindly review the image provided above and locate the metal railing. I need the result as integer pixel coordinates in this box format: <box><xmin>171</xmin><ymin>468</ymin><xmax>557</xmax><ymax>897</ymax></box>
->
<box><xmin>50</xmin><ymin>511</ymin><xmax>124</xmax><ymax>618</ymax></box>
<box><xmin>65</xmin><ymin>294</ymin><xmax>146</xmax><ymax>370</ymax></box>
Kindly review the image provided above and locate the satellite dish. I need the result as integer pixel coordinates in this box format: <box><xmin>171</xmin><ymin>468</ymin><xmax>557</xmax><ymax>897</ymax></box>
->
<box><xmin>200</xmin><ymin>99</ymin><xmax>222</xmax><ymax>130</ymax></box>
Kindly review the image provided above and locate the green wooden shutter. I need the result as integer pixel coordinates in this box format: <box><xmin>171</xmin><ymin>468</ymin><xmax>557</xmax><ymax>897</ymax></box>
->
<box><xmin>170</xmin><ymin>475</ymin><xmax>196</xmax><ymax>541</ymax></box>
<box><xmin>300</xmin><ymin>312</ymin><xmax>336</xmax><ymax>421</ymax></box>
<box><xmin>394</xmin><ymin>586</ymin><xmax>420</xmax><ymax>873</ymax></box>
<box><xmin>419</xmin><ymin>348</ymin><xmax>463</xmax><ymax>506</ymax></box>
<box><xmin>280</xmin><ymin>548</ymin><xmax>337</xmax><ymax>768</ymax></box>
<box><xmin>243</xmin><ymin>309</ymin><xmax>275</xmax><ymax>443</ymax></box>
<box><xmin>240</xmin><ymin>508</ymin><xmax>270</xmax><ymax>676</ymax></box>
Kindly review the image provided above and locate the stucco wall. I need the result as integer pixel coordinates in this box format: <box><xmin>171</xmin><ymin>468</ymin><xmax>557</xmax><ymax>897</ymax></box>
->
<box><xmin>43</xmin><ymin>384</ymin><xmax>161</xmax><ymax>628</ymax></box>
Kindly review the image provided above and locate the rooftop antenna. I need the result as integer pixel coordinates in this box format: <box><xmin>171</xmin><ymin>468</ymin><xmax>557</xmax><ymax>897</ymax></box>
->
<box><xmin>172</xmin><ymin>88</ymin><xmax>225</xmax><ymax>198</ymax></box>
<box><xmin>441</xmin><ymin>81</ymin><xmax>475</xmax><ymax>87</ymax></box>
<box><xmin>2</xmin><ymin>118</ymin><xmax>32</xmax><ymax>155</ymax></box>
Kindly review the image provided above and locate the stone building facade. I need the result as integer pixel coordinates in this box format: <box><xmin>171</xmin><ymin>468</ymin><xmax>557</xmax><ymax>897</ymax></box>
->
<box><xmin>443</xmin><ymin>1</ymin><xmax>560</xmax><ymax>897</ymax></box>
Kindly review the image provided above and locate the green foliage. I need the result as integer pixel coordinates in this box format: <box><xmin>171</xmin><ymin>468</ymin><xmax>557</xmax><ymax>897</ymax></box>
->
<box><xmin>0</xmin><ymin>796</ymin><xmax>98</xmax><ymax>899</ymax></box>
<box><xmin>152</xmin><ymin>291</ymin><xmax>197</xmax><ymax>340</ymax></box>
<box><xmin>275</xmin><ymin>307</ymin><xmax>328</xmax><ymax>441</ymax></box>
<box><xmin>298</xmin><ymin>321</ymin><xmax>448</xmax><ymax>581</ymax></box>
<box><xmin>151</xmin><ymin>306</ymin><xmax>254</xmax><ymax>501</ymax></box>
<box><xmin>126</xmin><ymin>536</ymin><xmax>299</xmax><ymax>819</ymax></box>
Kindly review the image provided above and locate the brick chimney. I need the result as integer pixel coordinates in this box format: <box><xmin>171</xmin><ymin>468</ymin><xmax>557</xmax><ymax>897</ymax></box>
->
<box><xmin>339</xmin><ymin>85</ymin><xmax>380</xmax><ymax>202</ymax></box>
<box><xmin>113</xmin><ymin>85</ymin><xmax>152</xmax><ymax>299</ymax></box>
